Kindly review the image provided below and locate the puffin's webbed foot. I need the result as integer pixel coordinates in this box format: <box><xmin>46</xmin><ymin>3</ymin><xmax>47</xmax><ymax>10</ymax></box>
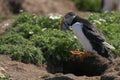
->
<box><xmin>70</xmin><ymin>51</ymin><xmax>93</xmax><ymax>61</ymax></box>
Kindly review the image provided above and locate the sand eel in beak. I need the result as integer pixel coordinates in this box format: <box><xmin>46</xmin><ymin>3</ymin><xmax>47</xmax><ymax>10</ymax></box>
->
<box><xmin>60</xmin><ymin>12</ymin><xmax>115</xmax><ymax>62</ymax></box>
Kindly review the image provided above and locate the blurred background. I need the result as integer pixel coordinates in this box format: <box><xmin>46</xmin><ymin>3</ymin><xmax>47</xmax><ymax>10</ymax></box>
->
<box><xmin>0</xmin><ymin>0</ymin><xmax>108</xmax><ymax>16</ymax></box>
<box><xmin>0</xmin><ymin>0</ymin><xmax>77</xmax><ymax>16</ymax></box>
<box><xmin>1</xmin><ymin>0</ymin><xmax>120</xmax><ymax>16</ymax></box>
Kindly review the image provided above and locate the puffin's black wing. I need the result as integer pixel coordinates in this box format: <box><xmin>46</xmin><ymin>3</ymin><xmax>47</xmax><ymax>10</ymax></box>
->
<box><xmin>82</xmin><ymin>24</ymin><xmax>111</xmax><ymax>58</ymax></box>
<box><xmin>82</xmin><ymin>24</ymin><xmax>105</xmax><ymax>44</ymax></box>
<box><xmin>71</xmin><ymin>16</ymin><xmax>106</xmax><ymax>44</ymax></box>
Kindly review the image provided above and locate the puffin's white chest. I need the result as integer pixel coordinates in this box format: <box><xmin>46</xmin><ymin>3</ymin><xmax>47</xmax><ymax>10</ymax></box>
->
<box><xmin>72</xmin><ymin>22</ymin><xmax>93</xmax><ymax>52</ymax></box>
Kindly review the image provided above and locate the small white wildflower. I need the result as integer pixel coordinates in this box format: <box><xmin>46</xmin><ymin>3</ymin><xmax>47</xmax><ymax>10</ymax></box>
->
<box><xmin>33</xmin><ymin>15</ymin><xmax>37</xmax><ymax>19</ymax></box>
<box><xmin>49</xmin><ymin>15</ymin><xmax>61</xmax><ymax>19</ymax></box>
<box><xmin>4</xmin><ymin>23</ymin><xmax>9</xmax><ymax>26</ymax></box>
<box><xmin>93</xmin><ymin>20</ymin><xmax>101</xmax><ymax>24</ymax></box>
<box><xmin>109</xmin><ymin>17</ymin><xmax>113</xmax><ymax>21</ymax></box>
<box><xmin>90</xmin><ymin>13</ymin><xmax>93</xmax><ymax>16</ymax></box>
<box><xmin>88</xmin><ymin>13</ymin><xmax>94</xmax><ymax>18</ymax></box>
<box><xmin>48</xmin><ymin>13</ymin><xmax>62</xmax><ymax>20</ymax></box>
<box><xmin>20</xmin><ymin>9</ymin><xmax>24</xmax><ymax>13</ymax></box>
<box><xmin>53</xmin><ymin>29</ymin><xmax>57</xmax><ymax>30</ymax></box>
<box><xmin>42</xmin><ymin>28</ymin><xmax>47</xmax><ymax>31</ymax></box>
<box><xmin>99</xmin><ymin>18</ymin><xmax>106</xmax><ymax>22</ymax></box>
<box><xmin>1</xmin><ymin>23</ymin><xmax>9</xmax><ymax>30</ymax></box>
<box><xmin>74</xmin><ymin>36</ymin><xmax>77</xmax><ymax>39</ymax></box>
<box><xmin>29</xmin><ymin>31</ymin><xmax>34</xmax><ymax>34</ymax></box>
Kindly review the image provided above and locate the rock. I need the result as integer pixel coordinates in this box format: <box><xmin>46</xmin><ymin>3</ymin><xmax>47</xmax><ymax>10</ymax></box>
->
<box><xmin>45</xmin><ymin>76</ymin><xmax>74</xmax><ymax>80</ymax></box>
<box><xmin>101</xmin><ymin>72</ymin><xmax>120</xmax><ymax>80</ymax></box>
<box><xmin>0</xmin><ymin>66</ymin><xmax>7</xmax><ymax>78</ymax></box>
<box><xmin>0</xmin><ymin>72</ymin><xmax>6</xmax><ymax>78</ymax></box>
<box><xmin>100</xmin><ymin>57</ymin><xmax>120</xmax><ymax>80</ymax></box>
<box><xmin>0</xmin><ymin>66</ymin><xmax>7</xmax><ymax>74</ymax></box>
<box><xmin>114</xmin><ymin>67</ymin><xmax>120</xmax><ymax>71</ymax></box>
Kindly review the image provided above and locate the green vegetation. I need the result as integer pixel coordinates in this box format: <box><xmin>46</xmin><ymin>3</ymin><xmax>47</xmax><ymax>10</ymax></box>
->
<box><xmin>73</xmin><ymin>0</ymin><xmax>102</xmax><ymax>12</ymax></box>
<box><xmin>0</xmin><ymin>13</ymin><xmax>81</xmax><ymax>65</ymax></box>
<box><xmin>0</xmin><ymin>12</ymin><xmax>120</xmax><ymax>65</ymax></box>
<box><xmin>0</xmin><ymin>77</ymin><xmax>9</xmax><ymax>80</ymax></box>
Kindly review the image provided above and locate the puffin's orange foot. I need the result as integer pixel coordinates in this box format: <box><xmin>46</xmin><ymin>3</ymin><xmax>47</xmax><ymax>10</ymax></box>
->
<box><xmin>70</xmin><ymin>51</ymin><xmax>85</xmax><ymax>55</ymax></box>
<box><xmin>70</xmin><ymin>51</ymin><xmax>93</xmax><ymax>61</ymax></box>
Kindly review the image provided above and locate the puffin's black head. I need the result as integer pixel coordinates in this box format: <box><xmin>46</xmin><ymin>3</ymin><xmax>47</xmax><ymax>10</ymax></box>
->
<box><xmin>60</xmin><ymin>12</ymin><xmax>76</xmax><ymax>33</ymax></box>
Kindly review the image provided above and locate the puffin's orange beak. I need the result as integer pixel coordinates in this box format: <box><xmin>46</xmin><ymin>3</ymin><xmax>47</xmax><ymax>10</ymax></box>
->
<box><xmin>59</xmin><ymin>18</ymin><xmax>69</xmax><ymax>33</ymax></box>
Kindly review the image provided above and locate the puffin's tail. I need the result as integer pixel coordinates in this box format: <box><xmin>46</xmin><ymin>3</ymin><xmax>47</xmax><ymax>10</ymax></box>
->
<box><xmin>92</xmin><ymin>41</ymin><xmax>114</xmax><ymax>63</ymax></box>
<box><xmin>101</xmin><ymin>47</ymin><xmax>114</xmax><ymax>63</ymax></box>
<box><xmin>102</xmin><ymin>42</ymin><xmax>115</xmax><ymax>50</ymax></box>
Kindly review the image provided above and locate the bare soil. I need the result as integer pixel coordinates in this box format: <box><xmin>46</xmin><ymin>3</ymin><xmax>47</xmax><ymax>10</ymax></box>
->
<box><xmin>0</xmin><ymin>54</ymin><xmax>120</xmax><ymax>80</ymax></box>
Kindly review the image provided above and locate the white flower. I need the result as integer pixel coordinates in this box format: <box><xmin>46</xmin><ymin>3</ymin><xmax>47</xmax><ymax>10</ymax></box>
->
<box><xmin>53</xmin><ymin>29</ymin><xmax>57</xmax><ymax>30</ymax></box>
<box><xmin>20</xmin><ymin>9</ymin><xmax>24</xmax><ymax>13</ymax></box>
<box><xmin>90</xmin><ymin>14</ymin><xmax>93</xmax><ymax>16</ymax></box>
<box><xmin>48</xmin><ymin>13</ymin><xmax>62</xmax><ymax>20</ymax></box>
<box><xmin>29</xmin><ymin>31</ymin><xmax>34</xmax><ymax>34</ymax></box>
<box><xmin>74</xmin><ymin>36</ymin><xmax>77</xmax><ymax>39</ymax></box>
<box><xmin>93</xmin><ymin>20</ymin><xmax>101</xmax><ymax>24</ymax></box>
<box><xmin>42</xmin><ymin>28</ymin><xmax>47</xmax><ymax>31</ymax></box>
<box><xmin>99</xmin><ymin>18</ymin><xmax>106</xmax><ymax>22</ymax></box>
<box><xmin>2</xmin><ymin>23</ymin><xmax>9</xmax><ymax>30</ymax></box>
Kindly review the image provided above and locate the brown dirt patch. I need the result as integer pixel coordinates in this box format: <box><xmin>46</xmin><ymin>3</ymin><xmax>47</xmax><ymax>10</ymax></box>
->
<box><xmin>0</xmin><ymin>54</ymin><xmax>120</xmax><ymax>80</ymax></box>
<box><xmin>0</xmin><ymin>54</ymin><xmax>53</xmax><ymax>80</ymax></box>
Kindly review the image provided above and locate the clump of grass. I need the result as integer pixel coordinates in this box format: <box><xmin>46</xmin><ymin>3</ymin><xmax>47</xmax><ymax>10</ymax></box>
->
<box><xmin>0</xmin><ymin>13</ymin><xmax>81</xmax><ymax>65</ymax></box>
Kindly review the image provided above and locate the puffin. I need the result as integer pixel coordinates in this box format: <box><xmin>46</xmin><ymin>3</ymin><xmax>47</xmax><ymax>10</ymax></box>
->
<box><xmin>60</xmin><ymin>12</ymin><xmax>115</xmax><ymax>62</ymax></box>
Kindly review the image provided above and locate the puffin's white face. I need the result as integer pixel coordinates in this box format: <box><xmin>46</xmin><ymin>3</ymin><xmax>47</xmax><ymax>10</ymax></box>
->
<box><xmin>60</xmin><ymin>12</ymin><xmax>76</xmax><ymax>33</ymax></box>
